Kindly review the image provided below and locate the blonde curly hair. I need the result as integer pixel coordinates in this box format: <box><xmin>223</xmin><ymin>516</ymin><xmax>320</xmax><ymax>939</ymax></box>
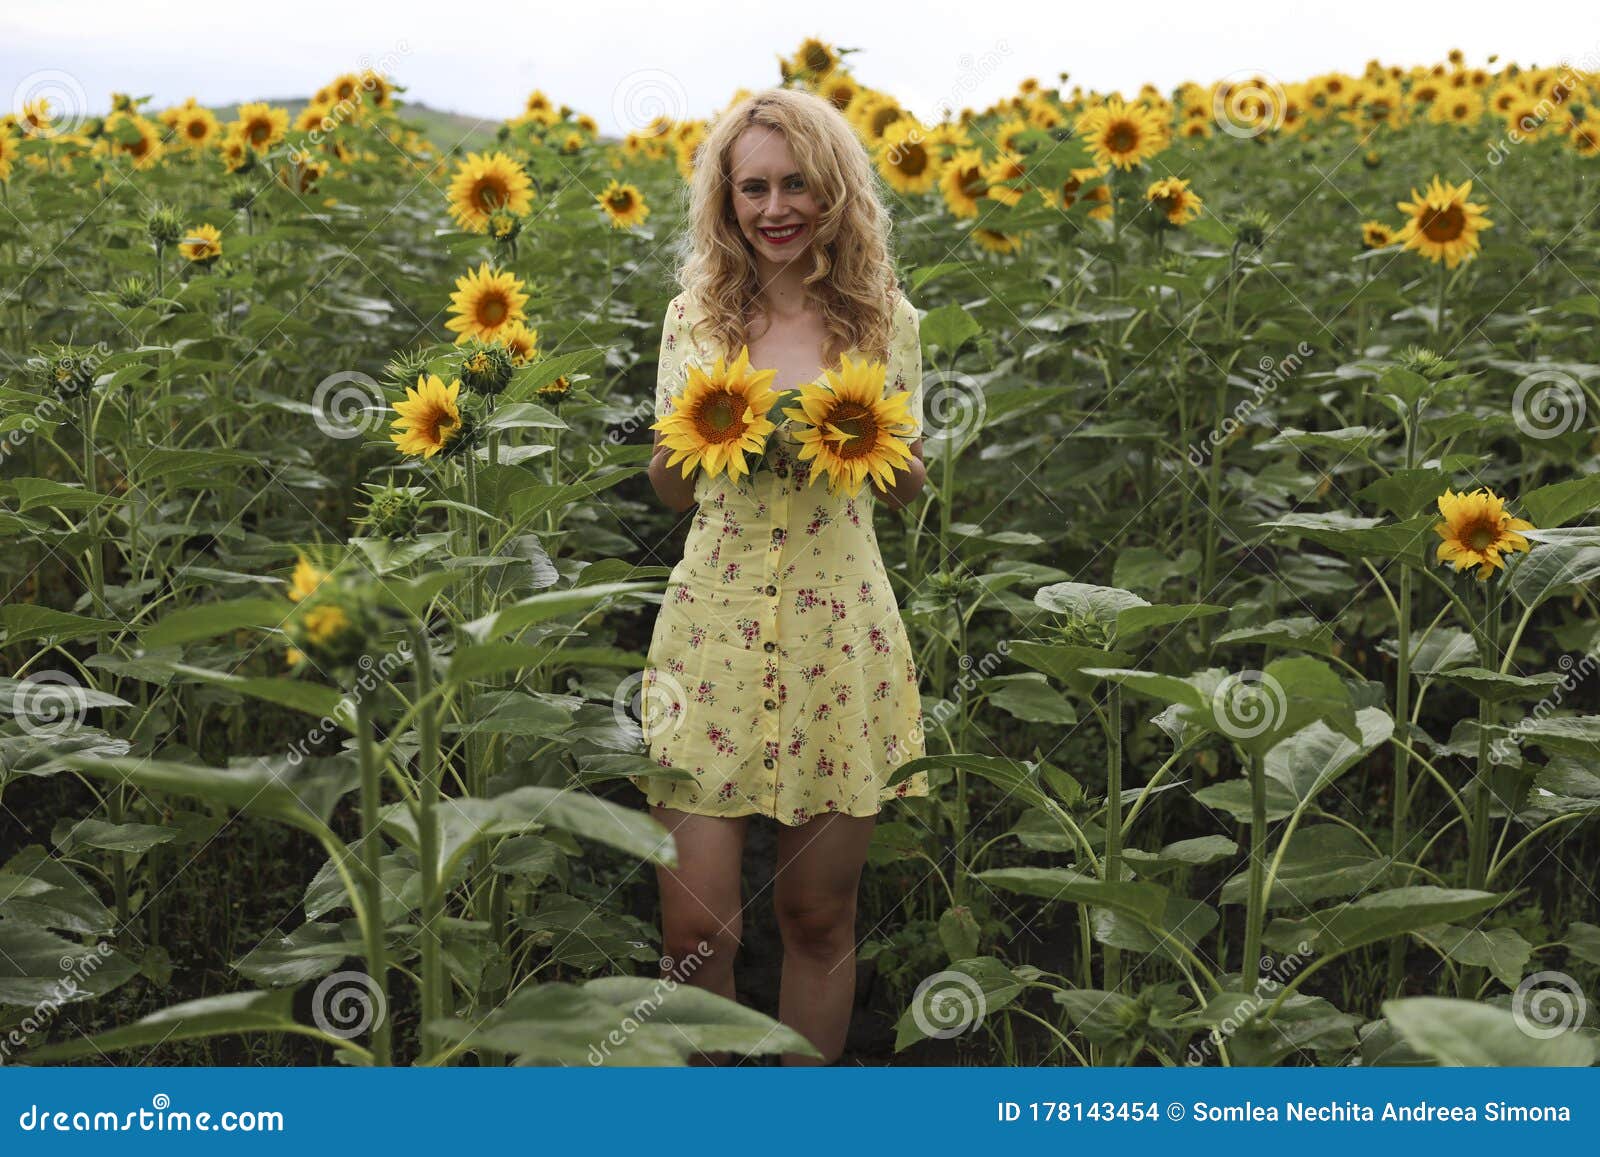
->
<box><xmin>671</xmin><ymin>86</ymin><xmax>902</xmax><ymax>368</ymax></box>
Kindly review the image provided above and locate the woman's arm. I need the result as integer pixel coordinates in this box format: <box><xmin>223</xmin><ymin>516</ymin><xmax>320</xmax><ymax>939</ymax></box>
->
<box><xmin>870</xmin><ymin>439</ymin><xmax>927</xmax><ymax>511</ymax></box>
<box><xmin>647</xmin><ymin>429</ymin><xmax>698</xmax><ymax>513</ymax></box>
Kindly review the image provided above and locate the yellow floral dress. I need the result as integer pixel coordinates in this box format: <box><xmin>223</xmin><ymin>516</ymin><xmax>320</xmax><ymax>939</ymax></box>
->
<box><xmin>631</xmin><ymin>290</ymin><xmax>931</xmax><ymax>826</ymax></box>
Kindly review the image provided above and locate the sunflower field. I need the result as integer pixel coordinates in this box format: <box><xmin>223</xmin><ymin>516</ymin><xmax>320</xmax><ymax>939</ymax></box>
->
<box><xmin>4</xmin><ymin>39</ymin><xmax>1600</xmax><ymax>1069</ymax></box>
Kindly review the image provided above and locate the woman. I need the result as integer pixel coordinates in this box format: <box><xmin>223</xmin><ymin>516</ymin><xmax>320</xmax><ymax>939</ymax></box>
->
<box><xmin>632</xmin><ymin>87</ymin><xmax>931</xmax><ymax>1067</ymax></box>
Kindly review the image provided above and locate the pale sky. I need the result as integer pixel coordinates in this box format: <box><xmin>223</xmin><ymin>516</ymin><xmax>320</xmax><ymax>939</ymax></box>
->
<box><xmin>6</xmin><ymin>0</ymin><xmax>1596</xmax><ymax>138</ymax></box>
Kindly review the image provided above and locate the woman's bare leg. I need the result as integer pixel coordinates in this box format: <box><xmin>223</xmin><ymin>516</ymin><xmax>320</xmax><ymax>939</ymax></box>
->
<box><xmin>650</xmin><ymin>805</ymin><xmax>749</xmax><ymax>1065</ymax></box>
<box><xmin>773</xmin><ymin>810</ymin><xmax>877</xmax><ymax>1065</ymax></box>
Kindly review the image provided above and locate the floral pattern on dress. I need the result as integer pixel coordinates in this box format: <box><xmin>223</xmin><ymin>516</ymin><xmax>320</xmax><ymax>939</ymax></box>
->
<box><xmin>631</xmin><ymin>290</ymin><xmax>931</xmax><ymax>826</ymax></box>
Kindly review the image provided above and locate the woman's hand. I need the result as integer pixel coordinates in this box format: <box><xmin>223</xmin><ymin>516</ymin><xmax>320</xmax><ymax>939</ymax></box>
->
<box><xmin>868</xmin><ymin>439</ymin><xmax>927</xmax><ymax>511</ymax></box>
<box><xmin>647</xmin><ymin>432</ymin><xmax>699</xmax><ymax>513</ymax></box>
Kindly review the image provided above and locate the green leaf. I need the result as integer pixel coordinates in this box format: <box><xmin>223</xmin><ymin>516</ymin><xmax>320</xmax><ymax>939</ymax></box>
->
<box><xmin>1356</xmin><ymin>469</ymin><xmax>1451</xmax><ymax>518</ymax></box>
<box><xmin>57</xmin><ymin>753</ymin><xmax>355</xmax><ymax>836</ymax></box>
<box><xmin>1509</xmin><ymin>543</ymin><xmax>1600</xmax><ymax>611</ymax></box>
<box><xmin>20</xmin><ymin>991</ymin><xmax>314</xmax><ymax>1062</ymax></box>
<box><xmin>0</xmin><ymin>919</ymin><xmax>139</xmax><ymax>1007</ymax></box>
<box><xmin>1418</xmin><ymin>924</ymin><xmax>1533</xmax><ymax>989</ymax></box>
<box><xmin>0</xmin><ymin>606</ymin><xmax>125</xmax><ymax>646</ymax></box>
<box><xmin>233</xmin><ymin>921</ymin><xmax>364</xmax><ymax>987</ymax></box>
<box><xmin>893</xmin><ymin>957</ymin><xmax>1026</xmax><ymax>1050</ymax></box>
<box><xmin>977</xmin><ymin>867</ymin><xmax>1169</xmax><ymax>927</ymax></box>
<box><xmin>1115</xmin><ymin>602</ymin><xmax>1228</xmax><ymax>640</ymax></box>
<box><xmin>427</xmin><ymin>976</ymin><xmax>818</xmax><ymax>1065</ymax></box>
<box><xmin>1431</xmin><ymin>666</ymin><xmax>1565</xmax><ymax>703</ymax></box>
<box><xmin>462</xmin><ymin>581</ymin><xmax>659</xmax><ymax>642</ymax></box>
<box><xmin>1265</xmin><ymin>706</ymin><xmax>1393</xmax><ymax>804</ymax></box>
<box><xmin>1522</xmin><ymin>474</ymin><xmax>1600</xmax><ymax>529</ymax></box>
<box><xmin>1221</xmin><ymin>825</ymin><xmax>1391</xmax><ymax>908</ymax></box>
<box><xmin>919</xmin><ymin>303</ymin><xmax>981</xmax><ymax>356</ymax></box>
<box><xmin>984</xmin><ymin>675</ymin><xmax>1077</xmax><ymax>724</ymax></box>
<box><xmin>1382</xmin><ymin>997</ymin><xmax>1598</xmax><ymax>1066</ymax></box>
<box><xmin>1262</xmin><ymin>887</ymin><xmax>1502</xmax><ymax>957</ymax></box>
<box><xmin>142</xmin><ymin>597</ymin><xmax>291</xmax><ymax>647</ymax></box>
<box><xmin>1213</xmin><ymin>616</ymin><xmax>1338</xmax><ymax>657</ymax></box>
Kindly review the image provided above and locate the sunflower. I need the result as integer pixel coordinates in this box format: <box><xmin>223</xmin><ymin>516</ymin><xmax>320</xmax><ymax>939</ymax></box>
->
<box><xmin>234</xmin><ymin>102</ymin><xmax>288</xmax><ymax>153</ymax></box>
<box><xmin>1393</xmin><ymin>174</ymin><xmax>1493</xmax><ymax>268</ymax></box>
<box><xmin>177</xmin><ymin>106</ymin><xmax>220</xmax><ymax>150</ymax></box>
<box><xmin>445</xmin><ymin>262</ymin><xmax>529</xmax><ymax>345</ymax></box>
<box><xmin>1146</xmin><ymin>176</ymin><xmax>1203</xmax><ymax>225</ymax></box>
<box><xmin>782</xmin><ymin>354</ymin><xmax>917</xmax><ymax>496</ymax></box>
<box><xmin>219</xmin><ymin>131</ymin><xmax>251</xmax><ymax>173</ymax></box>
<box><xmin>1361</xmin><ymin>220</ymin><xmax>1397</xmax><ymax>249</ymax></box>
<box><xmin>1074</xmin><ymin>96</ymin><xmax>1168</xmax><ymax>170</ymax></box>
<box><xmin>650</xmin><ymin>346</ymin><xmax>780</xmax><ymax>482</ymax></box>
<box><xmin>1433</xmin><ymin>487</ymin><xmax>1536</xmax><ymax>580</ymax></box>
<box><xmin>875</xmin><ymin>119</ymin><xmax>940</xmax><ymax>195</ymax></box>
<box><xmin>597</xmin><ymin>178</ymin><xmax>650</xmax><ymax>229</ymax></box>
<box><xmin>390</xmin><ymin>374</ymin><xmax>465</xmax><ymax>459</ymax></box>
<box><xmin>495</xmin><ymin>320</ymin><xmax>539</xmax><ymax>365</ymax></box>
<box><xmin>940</xmin><ymin>148</ymin><xmax>988</xmax><ymax>218</ymax></box>
<box><xmin>0</xmin><ymin>133</ymin><xmax>15</xmax><ymax>183</ymax></box>
<box><xmin>179</xmin><ymin>223</ymin><xmax>223</xmax><ymax>264</ymax></box>
<box><xmin>981</xmin><ymin>151</ymin><xmax>1027</xmax><ymax>206</ymax></box>
<box><xmin>446</xmin><ymin>150</ymin><xmax>534</xmax><ymax>233</ymax></box>
<box><xmin>288</xmin><ymin>554</ymin><xmax>330</xmax><ymax>602</ymax></box>
<box><xmin>972</xmin><ymin>227</ymin><xmax>1025</xmax><ymax>254</ymax></box>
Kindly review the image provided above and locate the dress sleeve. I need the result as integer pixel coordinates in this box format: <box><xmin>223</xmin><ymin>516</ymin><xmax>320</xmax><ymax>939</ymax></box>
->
<box><xmin>888</xmin><ymin>293</ymin><xmax>923</xmax><ymax>440</ymax></box>
<box><xmin>655</xmin><ymin>294</ymin><xmax>690</xmax><ymax>423</ymax></box>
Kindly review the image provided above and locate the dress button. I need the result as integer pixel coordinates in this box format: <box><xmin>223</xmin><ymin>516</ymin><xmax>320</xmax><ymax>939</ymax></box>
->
<box><xmin>763</xmin><ymin>640</ymin><xmax>776</xmax><ymax>653</ymax></box>
<box><xmin>763</xmin><ymin>757</ymin><xmax>775</xmax><ymax>769</ymax></box>
<box><xmin>764</xmin><ymin>584</ymin><xmax>777</xmax><ymax>596</ymax></box>
<box><xmin>764</xmin><ymin>698</ymin><xmax>776</xmax><ymax>710</ymax></box>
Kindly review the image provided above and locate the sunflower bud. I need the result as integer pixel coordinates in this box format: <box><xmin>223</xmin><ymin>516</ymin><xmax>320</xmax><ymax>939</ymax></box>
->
<box><xmin>459</xmin><ymin>339</ymin><xmax>515</xmax><ymax>396</ymax></box>
<box><xmin>354</xmin><ymin>481</ymin><xmax>426</xmax><ymax>540</ymax></box>
<box><xmin>535</xmin><ymin>374</ymin><xmax>572</xmax><ymax>408</ymax></box>
<box><xmin>1055</xmin><ymin>611</ymin><xmax>1112</xmax><ymax>650</ymax></box>
<box><xmin>487</xmin><ymin>209</ymin><xmax>522</xmax><ymax>243</ymax></box>
<box><xmin>33</xmin><ymin>343</ymin><xmax>100</xmax><ymax>399</ymax></box>
<box><xmin>281</xmin><ymin>553</ymin><xmax>384</xmax><ymax>675</ymax></box>
<box><xmin>226</xmin><ymin>179</ymin><xmax>255</xmax><ymax>210</ymax></box>
<box><xmin>1235</xmin><ymin>207</ymin><xmax>1270</xmax><ymax>250</ymax></box>
<box><xmin>114</xmin><ymin>274</ymin><xmax>153</xmax><ymax>308</ymax></box>
<box><xmin>1362</xmin><ymin>149</ymin><xmax>1382</xmax><ymax>168</ymax></box>
<box><xmin>146</xmin><ymin>204</ymin><xmax>184</xmax><ymax>247</ymax></box>
<box><xmin>381</xmin><ymin>346</ymin><xmax>433</xmax><ymax>389</ymax></box>
<box><xmin>1397</xmin><ymin>345</ymin><xmax>1457</xmax><ymax>380</ymax></box>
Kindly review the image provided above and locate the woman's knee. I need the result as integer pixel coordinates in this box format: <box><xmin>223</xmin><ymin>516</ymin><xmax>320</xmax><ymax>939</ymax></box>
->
<box><xmin>774</xmin><ymin>893</ymin><xmax>857</xmax><ymax>958</ymax></box>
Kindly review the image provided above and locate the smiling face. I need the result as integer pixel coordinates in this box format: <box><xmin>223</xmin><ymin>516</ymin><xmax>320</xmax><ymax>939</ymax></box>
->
<box><xmin>727</xmin><ymin>124</ymin><xmax>822</xmax><ymax>269</ymax></box>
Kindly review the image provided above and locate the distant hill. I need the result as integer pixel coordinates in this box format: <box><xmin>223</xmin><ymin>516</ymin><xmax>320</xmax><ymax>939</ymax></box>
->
<box><xmin>209</xmin><ymin>97</ymin><xmax>504</xmax><ymax>155</ymax></box>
